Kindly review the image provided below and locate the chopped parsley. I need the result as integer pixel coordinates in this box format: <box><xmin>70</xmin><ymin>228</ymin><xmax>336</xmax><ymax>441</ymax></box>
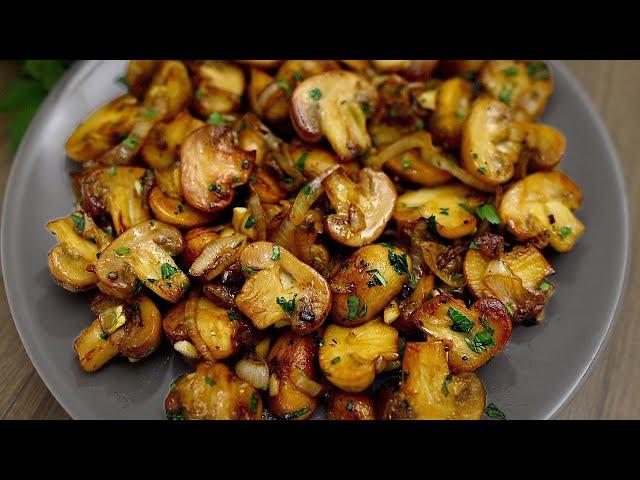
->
<box><xmin>301</xmin><ymin>184</ymin><xmax>314</xmax><ymax>195</ymax></box>
<box><xmin>70</xmin><ymin>213</ymin><xmax>85</xmax><ymax>233</ymax></box>
<box><xmin>204</xmin><ymin>376</ymin><xmax>216</xmax><ymax>386</ymax></box>
<box><xmin>439</xmin><ymin>207</ymin><xmax>449</xmax><ymax>216</ymax></box>
<box><xmin>249</xmin><ymin>393</ymin><xmax>259</xmax><ymax>414</ymax></box>
<box><xmin>415</xmin><ymin>119</ymin><xmax>425</xmax><ymax>131</ymax></box>
<box><xmin>539</xmin><ymin>279</ymin><xmax>552</xmax><ymax>292</ymax></box>
<box><xmin>208</xmin><ymin>183</ymin><xmax>222</xmax><ymax>192</ymax></box>
<box><xmin>244</xmin><ymin>215</ymin><xmax>256</xmax><ymax>229</ymax></box>
<box><xmin>502</xmin><ymin>66</ymin><xmax>519</xmax><ymax>77</ymax></box>
<box><xmin>295</xmin><ymin>152</ymin><xmax>308</xmax><ymax>173</ymax></box>
<box><xmin>207</xmin><ymin>112</ymin><xmax>226</xmax><ymax>126</ymax></box>
<box><xmin>441</xmin><ymin>374</ymin><xmax>453</xmax><ymax>397</ymax></box>
<box><xmin>476</xmin><ymin>204</ymin><xmax>501</xmax><ymax>225</ymax></box>
<box><xmin>505</xmin><ymin>303</ymin><xmax>515</xmax><ymax>316</ymax></box>
<box><xmin>448</xmin><ymin>307</ymin><xmax>474</xmax><ymax>333</ymax></box>
<box><xmin>346</xmin><ymin>400</ymin><xmax>355</xmax><ymax>411</ymax></box>
<box><xmin>485</xmin><ymin>403</ymin><xmax>506</xmax><ymax>420</ymax></box>
<box><xmin>469</xmin><ymin>241</ymin><xmax>479</xmax><ymax>250</ymax></box>
<box><xmin>498</xmin><ymin>85</ymin><xmax>515</xmax><ymax>106</ymax></box>
<box><xmin>331</xmin><ymin>356</ymin><xmax>341</xmax><ymax>365</ymax></box>
<box><xmin>277</xmin><ymin>77</ymin><xmax>292</xmax><ymax>97</ymax></box>
<box><xmin>116</xmin><ymin>76</ymin><xmax>129</xmax><ymax>88</ymax></box>
<box><xmin>272</xmin><ymin>244</ymin><xmax>281</xmax><ymax>260</ymax></box>
<box><xmin>427</xmin><ymin>214</ymin><xmax>438</xmax><ymax>234</ymax></box>
<box><xmin>347</xmin><ymin>295</ymin><xmax>367</xmax><ymax>320</ymax></box>
<box><xmin>477</xmin><ymin>166</ymin><xmax>487</xmax><ymax>174</ymax></box>
<box><xmin>283</xmin><ymin>407</ymin><xmax>309</xmax><ymax>419</ymax></box>
<box><xmin>526</xmin><ymin>62</ymin><xmax>550</xmax><ymax>80</ymax></box>
<box><xmin>402</xmin><ymin>158</ymin><xmax>412</xmax><ymax>170</ymax></box>
<box><xmin>464</xmin><ymin>318</ymin><xmax>496</xmax><ymax>354</ymax></box>
<box><xmin>143</xmin><ymin>107</ymin><xmax>157</xmax><ymax>118</ymax></box>
<box><xmin>166</xmin><ymin>408</ymin><xmax>185</xmax><ymax>421</ymax></box>
<box><xmin>459</xmin><ymin>203</ymin><xmax>475</xmax><ymax>215</ymax></box>
<box><xmin>367</xmin><ymin>269</ymin><xmax>388</xmax><ymax>287</ymax></box>
<box><xmin>99</xmin><ymin>332</ymin><xmax>109</xmax><ymax>341</ymax></box>
<box><xmin>292</xmin><ymin>71</ymin><xmax>304</xmax><ymax>82</ymax></box>
<box><xmin>557</xmin><ymin>226</ymin><xmax>572</xmax><ymax>239</ymax></box>
<box><xmin>310</xmin><ymin>88</ymin><xmax>322</xmax><ymax>101</ymax></box>
<box><xmin>108</xmin><ymin>166</ymin><xmax>117</xmax><ymax>177</ymax></box>
<box><xmin>114</xmin><ymin>247</ymin><xmax>131</xmax><ymax>256</ymax></box>
<box><xmin>122</xmin><ymin>135</ymin><xmax>139</xmax><ymax>149</ymax></box>
<box><xmin>276</xmin><ymin>294</ymin><xmax>297</xmax><ymax>316</ymax></box>
<box><xmin>161</xmin><ymin>263</ymin><xmax>178</xmax><ymax>279</ymax></box>
<box><xmin>228</xmin><ymin>311</ymin><xmax>241</xmax><ymax>322</ymax></box>
<box><xmin>241</xmin><ymin>264</ymin><xmax>257</xmax><ymax>275</ymax></box>
<box><xmin>388</xmin><ymin>250</ymin><xmax>410</xmax><ymax>276</ymax></box>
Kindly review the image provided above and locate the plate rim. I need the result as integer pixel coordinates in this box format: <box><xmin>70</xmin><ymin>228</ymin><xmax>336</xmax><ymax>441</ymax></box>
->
<box><xmin>0</xmin><ymin>60</ymin><xmax>631</xmax><ymax>420</ymax></box>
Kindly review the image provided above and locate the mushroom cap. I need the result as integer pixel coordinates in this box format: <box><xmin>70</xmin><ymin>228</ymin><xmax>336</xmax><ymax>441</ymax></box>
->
<box><xmin>180</xmin><ymin>125</ymin><xmax>256</xmax><ymax>213</ymax></box>
<box><xmin>323</xmin><ymin>167</ymin><xmax>397</xmax><ymax>247</ymax></box>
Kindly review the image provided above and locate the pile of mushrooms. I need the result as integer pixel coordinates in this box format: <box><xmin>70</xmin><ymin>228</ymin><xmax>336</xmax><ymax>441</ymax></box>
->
<box><xmin>48</xmin><ymin>59</ymin><xmax>584</xmax><ymax>420</ymax></box>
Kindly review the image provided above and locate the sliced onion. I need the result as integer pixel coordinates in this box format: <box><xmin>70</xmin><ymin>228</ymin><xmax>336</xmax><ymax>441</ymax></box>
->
<box><xmin>290</xmin><ymin>165</ymin><xmax>339</xmax><ymax>226</ymax></box>
<box><xmin>269</xmin><ymin>373</ymin><xmax>280</xmax><ymax>397</ymax></box>
<box><xmin>248</xmin><ymin>192</ymin><xmax>267</xmax><ymax>241</ymax></box>
<box><xmin>174</xmin><ymin>340</ymin><xmax>199</xmax><ymax>359</ymax></box>
<box><xmin>235</xmin><ymin>357</ymin><xmax>269</xmax><ymax>390</ymax></box>
<box><xmin>290</xmin><ymin>367</ymin><xmax>323</xmax><ymax>397</ymax></box>
<box><xmin>364</xmin><ymin>132</ymin><xmax>496</xmax><ymax>193</ymax></box>
<box><xmin>271</xmin><ymin>217</ymin><xmax>296</xmax><ymax>252</ymax></box>
<box><xmin>255</xmin><ymin>82</ymin><xmax>285</xmax><ymax>116</ymax></box>
<box><xmin>420</xmin><ymin>240</ymin><xmax>465</xmax><ymax>288</ymax></box>
<box><xmin>189</xmin><ymin>233</ymin><xmax>247</xmax><ymax>280</ymax></box>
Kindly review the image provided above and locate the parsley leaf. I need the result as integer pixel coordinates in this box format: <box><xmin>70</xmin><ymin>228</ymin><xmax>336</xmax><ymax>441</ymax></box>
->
<box><xmin>476</xmin><ymin>204</ymin><xmax>501</xmax><ymax>224</ymax></box>
<box><xmin>388</xmin><ymin>250</ymin><xmax>410</xmax><ymax>276</ymax></box>
<box><xmin>485</xmin><ymin>403</ymin><xmax>506</xmax><ymax>420</ymax></box>
<box><xmin>114</xmin><ymin>247</ymin><xmax>131</xmax><ymax>256</ymax></box>
<box><xmin>448</xmin><ymin>307</ymin><xmax>474</xmax><ymax>333</ymax></box>
<box><xmin>347</xmin><ymin>295</ymin><xmax>368</xmax><ymax>320</ymax></box>
<box><xmin>272</xmin><ymin>244</ymin><xmax>281</xmax><ymax>260</ymax></box>
<box><xmin>367</xmin><ymin>269</ymin><xmax>388</xmax><ymax>287</ymax></box>
<box><xmin>276</xmin><ymin>294</ymin><xmax>297</xmax><ymax>316</ymax></box>
<box><xmin>310</xmin><ymin>88</ymin><xmax>322</xmax><ymax>100</ymax></box>
<box><xmin>283</xmin><ymin>407</ymin><xmax>309</xmax><ymax>419</ymax></box>
<box><xmin>70</xmin><ymin>214</ymin><xmax>85</xmax><ymax>234</ymax></box>
<box><xmin>244</xmin><ymin>215</ymin><xmax>256</xmax><ymax>229</ymax></box>
<box><xmin>295</xmin><ymin>152</ymin><xmax>308</xmax><ymax>173</ymax></box>
<box><xmin>249</xmin><ymin>393</ymin><xmax>259</xmax><ymax>414</ymax></box>
<box><xmin>207</xmin><ymin>112</ymin><xmax>227</xmax><ymax>126</ymax></box>
<box><xmin>441</xmin><ymin>374</ymin><xmax>453</xmax><ymax>397</ymax></box>
<box><xmin>161</xmin><ymin>263</ymin><xmax>178</xmax><ymax>279</ymax></box>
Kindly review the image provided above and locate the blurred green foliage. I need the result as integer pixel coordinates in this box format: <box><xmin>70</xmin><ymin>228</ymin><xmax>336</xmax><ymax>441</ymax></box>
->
<box><xmin>0</xmin><ymin>60</ymin><xmax>74</xmax><ymax>152</ymax></box>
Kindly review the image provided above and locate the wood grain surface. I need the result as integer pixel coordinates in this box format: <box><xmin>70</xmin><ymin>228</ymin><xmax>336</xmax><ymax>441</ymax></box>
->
<box><xmin>0</xmin><ymin>60</ymin><xmax>637</xmax><ymax>420</ymax></box>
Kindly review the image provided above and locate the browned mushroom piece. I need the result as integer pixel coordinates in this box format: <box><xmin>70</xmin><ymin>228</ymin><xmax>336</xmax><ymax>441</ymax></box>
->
<box><xmin>47</xmin><ymin>212</ymin><xmax>112</xmax><ymax>292</ymax></box>
<box><xmin>125</xmin><ymin>60</ymin><xmax>160</xmax><ymax>99</ymax></box>
<box><xmin>322</xmin><ymin>167</ymin><xmax>396</xmax><ymax>247</ymax></box>
<box><xmin>381</xmin><ymin>341</ymin><xmax>486</xmax><ymax>420</ymax></box>
<box><xmin>235</xmin><ymin>241</ymin><xmax>331</xmax><ymax>335</ymax></box>
<box><xmin>290</xmin><ymin>71</ymin><xmax>378</xmax><ymax>161</ymax></box>
<box><xmin>141</xmin><ymin>110</ymin><xmax>205</xmax><ymax>170</ymax></box>
<box><xmin>95</xmin><ymin>220</ymin><xmax>189</xmax><ymax>302</ymax></box>
<box><xmin>65</xmin><ymin>95</ymin><xmax>141</xmax><ymax>163</ymax></box>
<box><xmin>192</xmin><ymin>60</ymin><xmax>245</xmax><ymax>116</ymax></box>
<box><xmin>79</xmin><ymin>166</ymin><xmax>153</xmax><ymax>235</ymax></box>
<box><xmin>180</xmin><ymin>125</ymin><xmax>256</xmax><ymax>213</ymax></box>
<box><xmin>499</xmin><ymin>171</ymin><xmax>585</xmax><ymax>253</ymax></box>
<box><xmin>74</xmin><ymin>293</ymin><xmax>163</xmax><ymax>372</ymax></box>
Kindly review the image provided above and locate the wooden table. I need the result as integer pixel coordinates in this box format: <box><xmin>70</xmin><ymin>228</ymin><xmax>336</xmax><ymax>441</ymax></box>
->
<box><xmin>0</xmin><ymin>61</ymin><xmax>637</xmax><ymax>420</ymax></box>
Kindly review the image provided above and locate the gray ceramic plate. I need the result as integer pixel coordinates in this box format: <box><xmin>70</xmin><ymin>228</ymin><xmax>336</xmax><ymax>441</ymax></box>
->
<box><xmin>0</xmin><ymin>61</ymin><xmax>630</xmax><ymax>420</ymax></box>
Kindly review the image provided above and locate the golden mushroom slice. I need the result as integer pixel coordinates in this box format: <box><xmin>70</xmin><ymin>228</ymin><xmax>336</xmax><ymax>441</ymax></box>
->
<box><xmin>322</xmin><ymin>167</ymin><xmax>397</xmax><ymax>247</ymax></box>
<box><xmin>79</xmin><ymin>166</ymin><xmax>153</xmax><ymax>235</ymax></box>
<box><xmin>125</xmin><ymin>60</ymin><xmax>160</xmax><ymax>98</ymax></box>
<box><xmin>235</xmin><ymin>241</ymin><xmax>331</xmax><ymax>335</ymax></box>
<box><xmin>394</xmin><ymin>184</ymin><xmax>485</xmax><ymax>238</ymax></box>
<box><xmin>165</xmin><ymin>361</ymin><xmax>263</xmax><ymax>420</ymax></box>
<box><xmin>267</xmin><ymin>331</ymin><xmax>319</xmax><ymax>420</ymax></box>
<box><xmin>410</xmin><ymin>293</ymin><xmax>512</xmax><ymax>372</ymax></box>
<box><xmin>144</xmin><ymin>60</ymin><xmax>192</xmax><ymax>121</ymax></box>
<box><xmin>141</xmin><ymin>110</ymin><xmax>205</xmax><ymax>170</ymax></box>
<box><xmin>519</xmin><ymin>123</ymin><xmax>566</xmax><ymax>171</ymax></box>
<box><xmin>163</xmin><ymin>293</ymin><xmax>255</xmax><ymax>362</ymax></box>
<box><xmin>499</xmin><ymin>171</ymin><xmax>585</xmax><ymax>252</ymax></box>
<box><xmin>319</xmin><ymin>320</ymin><xmax>399</xmax><ymax>393</ymax></box>
<box><xmin>479</xmin><ymin>60</ymin><xmax>553</xmax><ymax>121</ymax></box>
<box><xmin>46</xmin><ymin>212</ymin><xmax>112</xmax><ymax>292</ymax></box>
<box><xmin>148</xmin><ymin>186</ymin><xmax>217</xmax><ymax>229</ymax></box>
<box><xmin>65</xmin><ymin>94</ymin><xmax>141</xmax><ymax>163</ymax></box>
<box><xmin>464</xmin><ymin>244</ymin><xmax>554</xmax><ymax>322</ymax></box>
<box><xmin>180</xmin><ymin>125</ymin><xmax>256</xmax><ymax>213</ymax></box>
<box><xmin>95</xmin><ymin>220</ymin><xmax>189</xmax><ymax>302</ymax></box>
<box><xmin>419</xmin><ymin>77</ymin><xmax>475</xmax><ymax>148</ymax></box>
<box><xmin>330</xmin><ymin>244</ymin><xmax>412</xmax><ymax>326</ymax></box>
<box><xmin>74</xmin><ymin>294</ymin><xmax>163</xmax><ymax>372</ymax></box>
<box><xmin>290</xmin><ymin>70</ymin><xmax>378</xmax><ymax>160</ymax></box>
<box><xmin>381</xmin><ymin>341</ymin><xmax>486</xmax><ymax>420</ymax></box>
<box><xmin>461</xmin><ymin>97</ymin><xmax>525</xmax><ymax>186</ymax></box>
<box><xmin>371</xmin><ymin>60</ymin><xmax>439</xmax><ymax>80</ymax></box>
<box><xmin>368</xmin><ymin>124</ymin><xmax>453</xmax><ymax>187</ymax></box>
<box><xmin>192</xmin><ymin>60</ymin><xmax>245</xmax><ymax>116</ymax></box>
<box><xmin>326</xmin><ymin>390</ymin><xmax>376</xmax><ymax>420</ymax></box>
<box><xmin>248</xmin><ymin>60</ymin><xmax>340</xmax><ymax>125</ymax></box>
